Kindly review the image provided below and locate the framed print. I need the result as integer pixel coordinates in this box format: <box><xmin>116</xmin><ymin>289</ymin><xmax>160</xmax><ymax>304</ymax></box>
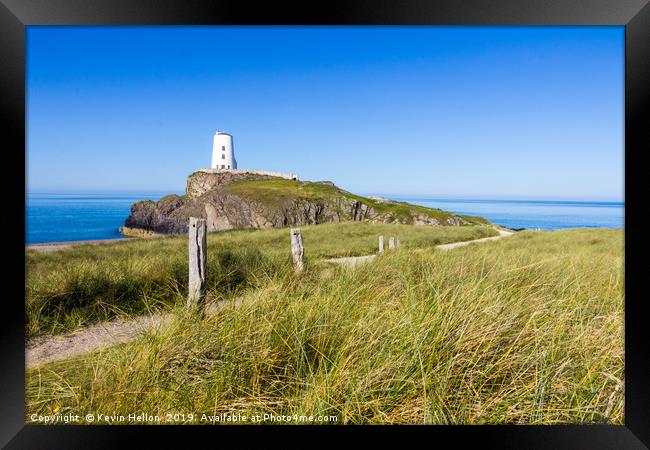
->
<box><xmin>2</xmin><ymin>0</ymin><xmax>648</xmax><ymax>447</ymax></box>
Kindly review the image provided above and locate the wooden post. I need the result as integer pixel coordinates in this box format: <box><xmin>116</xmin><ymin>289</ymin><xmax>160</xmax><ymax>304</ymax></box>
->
<box><xmin>188</xmin><ymin>217</ymin><xmax>207</xmax><ymax>307</ymax></box>
<box><xmin>290</xmin><ymin>228</ymin><xmax>304</xmax><ymax>274</ymax></box>
<box><xmin>378</xmin><ymin>235</ymin><xmax>384</xmax><ymax>253</ymax></box>
<box><xmin>396</xmin><ymin>237</ymin><xmax>401</xmax><ymax>248</ymax></box>
<box><xmin>388</xmin><ymin>237</ymin><xmax>395</xmax><ymax>250</ymax></box>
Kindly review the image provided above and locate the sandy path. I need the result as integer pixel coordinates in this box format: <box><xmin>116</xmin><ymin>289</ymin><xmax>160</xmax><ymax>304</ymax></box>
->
<box><xmin>26</xmin><ymin>298</ymin><xmax>241</xmax><ymax>369</ymax></box>
<box><xmin>326</xmin><ymin>228</ymin><xmax>514</xmax><ymax>267</ymax></box>
<box><xmin>434</xmin><ymin>228</ymin><xmax>513</xmax><ymax>250</ymax></box>
<box><xmin>26</xmin><ymin>313</ymin><xmax>171</xmax><ymax>368</ymax></box>
<box><xmin>325</xmin><ymin>254</ymin><xmax>377</xmax><ymax>267</ymax></box>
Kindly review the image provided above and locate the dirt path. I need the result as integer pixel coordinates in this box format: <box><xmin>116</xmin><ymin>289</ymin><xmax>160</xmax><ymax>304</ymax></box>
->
<box><xmin>434</xmin><ymin>228</ymin><xmax>513</xmax><ymax>250</ymax></box>
<box><xmin>26</xmin><ymin>229</ymin><xmax>514</xmax><ymax>369</ymax></box>
<box><xmin>325</xmin><ymin>228</ymin><xmax>514</xmax><ymax>267</ymax></box>
<box><xmin>26</xmin><ymin>298</ymin><xmax>241</xmax><ymax>369</ymax></box>
<box><xmin>26</xmin><ymin>312</ymin><xmax>171</xmax><ymax>368</ymax></box>
<box><xmin>325</xmin><ymin>254</ymin><xmax>377</xmax><ymax>267</ymax></box>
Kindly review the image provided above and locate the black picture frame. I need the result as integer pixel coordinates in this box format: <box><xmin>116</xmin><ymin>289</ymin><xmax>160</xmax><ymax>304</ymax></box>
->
<box><xmin>2</xmin><ymin>0</ymin><xmax>647</xmax><ymax>447</ymax></box>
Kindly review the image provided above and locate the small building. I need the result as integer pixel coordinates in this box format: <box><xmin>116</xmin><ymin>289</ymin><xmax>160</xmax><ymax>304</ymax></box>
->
<box><xmin>211</xmin><ymin>131</ymin><xmax>237</xmax><ymax>170</ymax></box>
<box><xmin>205</xmin><ymin>131</ymin><xmax>299</xmax><ymax>181</ymax></box>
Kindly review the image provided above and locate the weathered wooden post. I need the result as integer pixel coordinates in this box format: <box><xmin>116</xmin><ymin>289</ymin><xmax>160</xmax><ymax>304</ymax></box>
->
<box><xmin>188</xmin><ymin>217</ymin><xmax>207</xmax><ymax>307</ymax></box>
<box><xmin>290</xmin><ymin>228</ymin><xmax>304</xmax><ymax>274</ymax></box>
<box><xmin>378</xmin><ymin>235</ymin><xmax>384</xmax><ymax>253</ymax></box>
<box><xmin>388</xmin><ymin>237</ymin><xmax>395</xmax><ymax>250</ymax></box>
<box><xmin>396</xmin><ymin>237</ymin><xmax>401</xmax><ymax>248</ymax></box>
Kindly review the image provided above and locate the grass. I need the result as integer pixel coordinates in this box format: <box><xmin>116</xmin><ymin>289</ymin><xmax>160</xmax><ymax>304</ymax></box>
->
<box><xmin>222</xmin><ymin>178</ymin><xmax>488</xmax><ymax>224</ymax></box>
<box><xmin>222</xmin><ymin>178</ymin><xmax>340</xmax><ymax>203</ymax></box>
<box><xmin>26</xmin><ymin>228</ymin><xmax>624</xmax><ymax>424</ymax></box>
<box><xmin>26</xmin><ymin>222</ymin><xmax>496</xmax><ymax>337</ymax></box>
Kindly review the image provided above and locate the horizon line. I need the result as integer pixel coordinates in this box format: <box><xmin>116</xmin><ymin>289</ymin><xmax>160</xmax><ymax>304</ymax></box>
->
<box><xmin>27</xmin><ymin>190</ymin><xmax>624</xmax><ymax>204</ymax></box>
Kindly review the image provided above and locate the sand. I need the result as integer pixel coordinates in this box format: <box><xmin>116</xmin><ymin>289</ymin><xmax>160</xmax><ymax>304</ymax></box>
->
<box><xmin>25</xmin><ymin>237</ymin><xmax>134</xmax><ymax>252</ymax></box>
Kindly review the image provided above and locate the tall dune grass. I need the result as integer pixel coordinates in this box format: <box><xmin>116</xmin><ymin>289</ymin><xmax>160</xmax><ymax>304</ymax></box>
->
<box><xmin>26</xmin><ymin>223</ymin><xmax>495</xmax><ymax>337</ymax></box>
<box><xmin>26</xmin><ymin>229</ymin><xmax>624</xmax><ymax>424</ymax></box>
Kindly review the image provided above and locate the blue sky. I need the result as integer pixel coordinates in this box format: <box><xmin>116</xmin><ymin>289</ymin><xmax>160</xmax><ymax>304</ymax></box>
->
<box><xmin>27</xmin><ymin>26</ymin><xmax>624</xmax><ymax>201</ymax></box>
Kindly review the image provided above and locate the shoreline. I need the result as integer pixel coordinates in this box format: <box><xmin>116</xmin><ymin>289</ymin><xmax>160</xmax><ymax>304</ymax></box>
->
<box><xmin>26</xmin><ymin>237</ymin><xmax>132</xmax><ymax>252</ymax></box>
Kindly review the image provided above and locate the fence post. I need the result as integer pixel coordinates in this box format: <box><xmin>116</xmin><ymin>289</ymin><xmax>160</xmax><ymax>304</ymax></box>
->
<box><xmin>378</xmin><ymin>235</ymin><xmax>384</xmax><ymax>253</ymax></box>
<box><xmin>188</xmin><ymin>217</ymin><xmax>207</xmax><ymax>307</ymax></box>
<box><xmin>396</xmin><ymin>237</ymin><xmax>401</xmax><ymax>248</ymax></box>
<box><xmin>290</xmin><ymin>228</ymin><xmax>304</xmax><ymax>274</ymax></box>
<box><xmin>388</xmin><ymin>237</ymin><xmax>395</xmax><ymax>250</ymax></box>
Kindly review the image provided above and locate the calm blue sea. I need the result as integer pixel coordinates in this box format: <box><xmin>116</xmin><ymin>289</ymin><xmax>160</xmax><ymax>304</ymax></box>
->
<box><xmin>25</xmin><ymin>193</ymin><xmax>624</xmax><ymax>244</ymax></box>
<box><xmin>26</xmin><ymin>193</ymin><xmax>172</xmax><ymax>244</ymax></box>
<box><xmin>398</xmin><ymin>197</ymin><xmax>624</xmax><ymax>231</ymax></box>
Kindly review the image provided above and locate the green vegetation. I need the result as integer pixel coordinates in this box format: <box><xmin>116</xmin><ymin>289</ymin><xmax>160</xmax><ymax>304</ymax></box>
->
<box><xmin>26</xmin><ymin>222</ymin><xmax>496</xmax><ymax>337</ymax></box>
<box><xmin>26</xmin><ymin>228</ymin><xmax>623</xmax><ymax>424</ymax></box>
<box><xmin>222</xmin><ymin>178</ymin><xmax>339</xmax><ymax>203</ymax></box>
<box><xmin>222</xmin><ymin>178</ymin><xmax>487</xmax><ymax>224</ymax></box>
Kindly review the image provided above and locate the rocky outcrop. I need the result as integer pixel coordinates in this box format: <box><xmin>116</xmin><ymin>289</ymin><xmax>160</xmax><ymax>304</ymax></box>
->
<box><xmin>185</xmin><ymin>170</ymin><xmax>283</xmax><ymax>199</ymax></box>
<box><xmin>124</xmin><ymin>171</ymin><xmax>487</xmax><ymax>235</ymax></box>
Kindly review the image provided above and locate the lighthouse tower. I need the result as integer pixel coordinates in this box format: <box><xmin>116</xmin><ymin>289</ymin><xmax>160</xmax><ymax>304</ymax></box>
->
<box><xmin>211</xmin><ymin>131</ymin><xmax>237</xmax><ymax>170</ymax></box>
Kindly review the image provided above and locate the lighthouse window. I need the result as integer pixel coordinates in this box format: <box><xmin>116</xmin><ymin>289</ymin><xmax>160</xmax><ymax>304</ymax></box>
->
<box><xmin>222</xmin><ymin>146</ymin><xmax>225</xmax><ymax>151</ymax></box>
<box><xmin>222</xmin><ymin>153</ymin><xmax>225</xmax><ymax>159</ymax></box>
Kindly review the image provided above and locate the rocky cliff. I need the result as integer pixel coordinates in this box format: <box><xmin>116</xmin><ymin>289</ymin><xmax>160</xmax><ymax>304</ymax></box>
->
<box><xmin>123</xmin><ymin>171</ymin><xmax>490</xmax><ymax>235</ymax></box>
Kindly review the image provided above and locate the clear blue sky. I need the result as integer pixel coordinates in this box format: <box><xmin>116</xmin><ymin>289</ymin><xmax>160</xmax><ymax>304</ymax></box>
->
<box><xmin>27</xmin><ymin>26</ymin><xmax>624</xmax><ymax>201</ymax></box>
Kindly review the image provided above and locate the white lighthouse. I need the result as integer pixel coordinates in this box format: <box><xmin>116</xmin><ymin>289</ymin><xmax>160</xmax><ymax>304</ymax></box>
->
<box><xmin>201</xmin><ymin>130</ymin><xmax>298</xmax><ymax>180</ymax></box>
<box><xmin>211</xmin><ymin>131</ymin><xmax>237</xmax><ymax>170</ymax></box>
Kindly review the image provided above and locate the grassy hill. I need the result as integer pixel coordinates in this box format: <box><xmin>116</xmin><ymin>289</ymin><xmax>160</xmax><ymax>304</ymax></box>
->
<box><xmin>124</xmin><ymin>172</ymin><xmax>491</xmax><ymax>235</ymax></box>
<box><xmin>221</xmin><ymin>177</ymin><xmax>491</xmax><ymax>225</ymax></box>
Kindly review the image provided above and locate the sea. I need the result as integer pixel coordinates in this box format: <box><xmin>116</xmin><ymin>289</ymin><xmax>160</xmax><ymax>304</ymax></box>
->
<box><xmin>25</xmin><ymin>193</ymin><xmax>624</xmax><ymax>244</ymax></box>
<box><xmin>26</xmin><ymin>193</ymin><xmax>173</xmax><ymax>244</ymax></box>
<box><xmin>400</xmin><ymin>197</ymin><xmax>624</xmax><ymax>231</ymax></box>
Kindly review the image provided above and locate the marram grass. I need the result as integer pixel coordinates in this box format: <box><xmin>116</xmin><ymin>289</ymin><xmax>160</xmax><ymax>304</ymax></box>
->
<box><xmin>26</xmin><ymin>222</ymin><xmax>496</xmax><ymax>337</ymax></box>
<box><xmin>26</xmin><ymin>228</ymin><xmax>624</xmax><ymax>424</ymax></box>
